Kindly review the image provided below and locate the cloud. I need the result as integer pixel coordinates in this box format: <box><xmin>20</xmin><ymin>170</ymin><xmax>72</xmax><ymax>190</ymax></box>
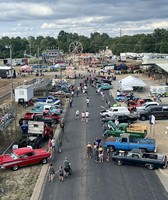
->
<box><xmin>0</xmin><ymin>0</ymin><xmax>168</xmax><ymax>38</ymax></box>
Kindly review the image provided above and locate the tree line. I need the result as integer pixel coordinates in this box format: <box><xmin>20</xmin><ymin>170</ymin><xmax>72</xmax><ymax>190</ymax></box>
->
<box><xmin>0</xmin><ymin>28</ymin><xmax>168</xmax><ymax>59</ymax></box>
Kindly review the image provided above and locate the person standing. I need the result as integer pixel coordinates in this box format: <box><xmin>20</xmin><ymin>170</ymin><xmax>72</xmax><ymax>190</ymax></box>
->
<box><xmin>98</xmin><ymin>146</ymin><xmax>104</xmax><ymax>163</ymax></box>
<box><xmin>51</xmin><ymin>137</ymin><xmax>56</xmax><ymax>153</ymax></box>
<box><xmin>93</xmin><ymin>145</ymin><xmax>99</xmax><ymax>162</ymax></box>
<box><xmin>106</xmin><ymin>148</ymin><xmax>110</xmax><ymax>161</ymax></box>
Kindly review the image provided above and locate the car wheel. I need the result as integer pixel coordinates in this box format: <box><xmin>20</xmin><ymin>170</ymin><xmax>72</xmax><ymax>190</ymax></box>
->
<box><xmin>42</xmin><ymin>158</ymin><xmax>47</xmax><ymax>164</ymax></box>
<box><xmin>140</xmin><ymin>115</ymin><xmax>146</xmax><ymax>121</ymax></box>
<box><xmin>12</xmin><ymin>165</ymin><xmax>19</xmax><ymax>171</ymax></box>
<box><xmin>146</xmin><ymin>164</ymin><xmax>154</xmax><ymax>170</ymax></box>
<box><xmin>162</xmin><ymin>163</ymin><xmax>167</xmax><ymax>169</ymax></box>
<box><xmin>117</xmin><ymin>159</ymin><xmax>123</xmax><ymax>166</ymax></box>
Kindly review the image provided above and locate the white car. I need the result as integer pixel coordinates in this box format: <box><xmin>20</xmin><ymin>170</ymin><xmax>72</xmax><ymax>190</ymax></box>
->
<box><xmin>136</xmin><ymin>102</ymin><xmax>159</xmax><ymax>112</ymax></box>
<box><xmin>100</xmin><ymin>106</ymin><xmax>130</xmax><ymax>117</ymax></box>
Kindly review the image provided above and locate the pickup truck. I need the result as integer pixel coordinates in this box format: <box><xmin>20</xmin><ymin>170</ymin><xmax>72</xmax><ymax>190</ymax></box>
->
<box><xmin>23</xmin><ymin>112</ymin><xmax>60</xmax><ymax>123</ymax></box>
<box><xmin>128</xmin><ymin>99</ymin><xmax>153</xmax><ymax>112</ymax></box>
<box><xmin>137</xmin><ymin>105</ymin><xmax>168</xmax><ymax>121</ymax></box>
<box><xmin>111</xmin><ymin>149</ymin><xmax>167</xmax><ymax>170</ymax></box>
<box><xmin>135</xmin><ymin>102</ymin><xmax>159</xmax><ymax>112</ymax></box>
<box><xmin>31</xmin><ymin>104</ymin><xmax>62</xmax><ymax>115</ymax></box>
<box><xmin>36</xmin><ymin>95</ymin><xmax>60</xmax><ymax>105</ymax></box>
<box><xmin>100</xmin><ymin>106</ymin><xmax>130</xmax><ymax>117</ymax></box>
<box><xmin>103</xmin><ymin>133</ymin><xmax>157</xmax><ymax>152</ymax></box>
<box><xmin>103</xmin><ymin>121</ymin><xmax>147</xmax><ymax>138</ymax></box>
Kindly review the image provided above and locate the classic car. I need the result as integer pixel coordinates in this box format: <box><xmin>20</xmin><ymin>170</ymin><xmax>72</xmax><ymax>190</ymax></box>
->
<box><xmin>31</xmin><ymin>104</ymin><xmax>62</xmax><ymax>115</ymax></box>
<box><xmin>102</xmin><ymin>113</ymin><xmax>140</xmax><ymax>125</ymax></box>
<box><xmin>49</xmin><ymin>90</ymin><xmax>71</xmax><ymax>98</ymax></box>
<box><xmin>111</xmin><ymin>149</ymin><xmax>167</xmax><ymax>170</ymax></box>
<box><xmin>96</xmin><ymin>83</ymin><xmax>113</xmax><ymax>91</ymax></box>
<box><xmin>103</xmin><ymin>133</ymin><xmax>156</xmax><ymax>152</ymax></box>
<box><xmin>0</xmin><ymin>147</ymin><xmax>51</xmax><ymax>170</ymax></box>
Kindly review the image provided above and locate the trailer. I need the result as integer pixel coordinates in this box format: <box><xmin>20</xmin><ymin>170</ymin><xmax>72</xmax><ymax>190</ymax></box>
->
<box><xmin>0</xmin><ymin>66</ymin><xmax>13</xmax><ymax>78</ymax></box>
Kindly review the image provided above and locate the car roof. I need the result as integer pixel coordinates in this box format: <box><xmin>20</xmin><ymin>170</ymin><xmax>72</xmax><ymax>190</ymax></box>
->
<box><xmin>13</xmin><ymin>147</ymin><xmax>34</xmax><ymax>156</ymax></box>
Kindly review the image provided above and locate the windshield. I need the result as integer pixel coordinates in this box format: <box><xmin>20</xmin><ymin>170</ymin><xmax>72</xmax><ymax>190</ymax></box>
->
<box><xmin>10</xmin><ymin>153</ymin><xmax>19</xmax><ymax>159</ymax></box>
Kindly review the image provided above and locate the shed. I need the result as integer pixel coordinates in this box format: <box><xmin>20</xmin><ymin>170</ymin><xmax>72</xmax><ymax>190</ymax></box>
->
<box><xmin>14</xmin><ymin>84</ymin><xmax>34</xmax><ymax>102</ymax></box>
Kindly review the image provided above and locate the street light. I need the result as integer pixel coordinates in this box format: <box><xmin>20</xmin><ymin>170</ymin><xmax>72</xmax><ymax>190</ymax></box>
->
<box><xmin>5</xmin><ymin>45</ymin><xmax>13</xmax><ymax>102</ymax></box>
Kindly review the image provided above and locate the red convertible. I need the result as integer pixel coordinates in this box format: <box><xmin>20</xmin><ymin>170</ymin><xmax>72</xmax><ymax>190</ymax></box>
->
<box><xmin>0</xmin><ymin>147</ymin><xmax>51</xmax><ymax>171</ymax></box>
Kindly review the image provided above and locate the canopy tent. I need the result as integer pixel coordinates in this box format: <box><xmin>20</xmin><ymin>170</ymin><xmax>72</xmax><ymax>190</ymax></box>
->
<box><xmin>19</xmin><ymin>65</ymin><xmax>32</xmax><ymax>72</ymax></box>
<box><xmin>119</xmin><ymin>75</ymin><xmax>147</xmax><ymax>91</ymax></box>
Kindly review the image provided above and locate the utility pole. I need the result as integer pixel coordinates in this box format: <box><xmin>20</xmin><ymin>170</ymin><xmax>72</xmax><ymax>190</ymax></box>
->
<box><xmin>5</xmin><ymin>45</ymin><xmax>13</xmax><ymax>102</ymax></box>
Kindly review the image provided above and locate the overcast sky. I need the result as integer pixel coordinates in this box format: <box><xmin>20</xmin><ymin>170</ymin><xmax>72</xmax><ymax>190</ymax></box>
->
<box><xmin>1</xmin><ymin>0</ymin><xmax>168</xmax><ymax>39</ymax></box>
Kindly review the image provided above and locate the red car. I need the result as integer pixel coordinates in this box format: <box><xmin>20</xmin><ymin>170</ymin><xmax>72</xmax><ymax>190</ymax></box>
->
<box><xmin>0</xmin><ymin>147</ymin><xmax>51</xmax><ymax>171</ymax></box>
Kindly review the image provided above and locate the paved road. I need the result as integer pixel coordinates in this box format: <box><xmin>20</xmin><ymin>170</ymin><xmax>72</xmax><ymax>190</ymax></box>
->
<box><xmin>40</xmin><ymin>78</ymin><xmax>168</xmax><ymax>200</ymax></box>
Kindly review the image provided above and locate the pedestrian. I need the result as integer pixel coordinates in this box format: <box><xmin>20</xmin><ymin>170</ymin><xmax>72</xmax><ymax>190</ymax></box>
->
<box><xmin>48</xmin><ymin>163</ymin><xmax>55</xmax><ymax>182</ymax></box>
<box><xmin>86</xmin><ymin>97</ymin><xmax>90</xmax><ymax>107</ymax></box>
<box><xmin>108</xmin><ymin>100</ymin><xmax>111</xmax><ymax>108</ymax></box>
<box><xmin>51</xmin><ymin>137</ymin><xmax>56</xmax><ymax>153</ymax></box>
<box><xmin>86</xmin><ymin>142</ymin><xmax>93</xmax><ymax>158</ymax></box>
<box><xmin>55</xmin><ymin>166</ymin><xmax>64</xmax><ymax>182</ymax></box>
<box><xmin>101</xmin><ymin>92</ymin><xmax>105</xmax><ymax>101</ymax></box>
<box><xmin>60</xmin><ymin>121</ymin><xmax>65</xmax><ymax>133</ymax></box>
<box><xmin>63</xmin><ymin>157</ymin><xmax>71</xmax><ymax>177</ymax></box>
<box><xmin>48</xmin><ymin>139</ymin><xmax>52</xmax><ymax>152</ymax></box>
<box><xmin>71</xmin><ymin>90</ymin><xmax>74</xmax><ymax>97</ymax></box>
<box><xmin>57</xmin><ymin>137</ymin><xmax>62</xmax><ymax>153</ymax></box>
<box><xmin>75</xmin><ymin>109</ymin><xmax>80</xmax><ymax>119</ymax></box>
<box><xmin>93</xmin><ymin>145</ymin><xmax>99</xmax><ymax>162</ymax></box>
<box><xmin>85</xmin><ymin>110</ymin><xmax>89</xmax><ymax>122</ymax></box>
<box><xmin>98</xmin><ymin>146</ymin><xmax>104</xmax><ymax>163</ymax></box>
<box><xmin>81</xmin><ymin>111</ymin><xmax>85</xmax><ymax>122</ymax></box>
<box><xmin>115</xmin><ymin>118</ymin><xmax>119</xmax><ymax>126</ymax></box>
<box><xmin>106</xmin><ymin>148</ymin><xmax>110</xmax><ymax>161</ymax></box>
<box><xmin>94</xmin><ymin>138</ymin><xmax>102</xmax><ymax>147</ymax></box>
<box><xmin>69</xmin><ymin>98</ymin><xmax>73</xmax><ymax>107</ymax></box>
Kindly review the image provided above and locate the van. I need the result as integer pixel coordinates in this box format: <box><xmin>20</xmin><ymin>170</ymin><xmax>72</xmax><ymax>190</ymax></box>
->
<box><xmin>100</xmin><ymin>106</ymin><xmax>130</xmax><ymax>117</ymax></box>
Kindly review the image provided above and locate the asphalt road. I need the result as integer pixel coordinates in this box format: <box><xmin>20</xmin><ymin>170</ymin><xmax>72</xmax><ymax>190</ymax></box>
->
<box><xmin>40</xmin><ymin>78</ymin><xmax>168</xmax><ymax>200</ymax></box>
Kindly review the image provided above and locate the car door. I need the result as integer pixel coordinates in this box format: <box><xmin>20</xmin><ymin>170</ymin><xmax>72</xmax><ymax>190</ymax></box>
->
<box><xmin>150</xmin><ymin>107</ymin><xmax>162</xmax><ymax>119</ymax></box>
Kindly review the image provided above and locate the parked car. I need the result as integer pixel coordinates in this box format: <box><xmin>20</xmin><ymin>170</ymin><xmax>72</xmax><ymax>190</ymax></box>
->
<box><xmin>103</xmin><ymin>133</ymin><xmax>157</xmax><ymax>152</ymax></box>
<box><xmin>102</xmin><ymin>113</ymin><xmax>139</xmax><ymax>125</ymax></box>
<box><xmin>96</xmin><ymin>83</ymin><xmax>113</xmax><ymax>91</ymax></box>
<box><xmin>111</xmin><ymin>149</ymin><xmax>167</xmax><ymax>170</ymax></box>
<box><xmin>0</xmin><ymin>147</ymin><xmax>51</xmax><ymax>171</ymax></box>
<box><xmin>136</xmin><ymin>102</ymin><xmax>160</xmax><ymax>112</ymax></box>
<box><xmin>136</xmin><ymin>105</ymin><xmax>168</xmax><ymax>121</ymax></box>
<box><xmin>49</xmin><ymin>90</ymin><xmax>71</xmax><ymax>98</ymax></box>
<box><xmin>100</xmin><ymin>106</ymin><xmax>130</xmax><ymax>117</ymax></box>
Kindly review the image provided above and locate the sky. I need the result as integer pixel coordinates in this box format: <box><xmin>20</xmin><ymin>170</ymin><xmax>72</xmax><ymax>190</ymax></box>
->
<box><xmin>1</xmin><ymin>0</ymin><xmax>168</xmax><ymax>39</ymax></box>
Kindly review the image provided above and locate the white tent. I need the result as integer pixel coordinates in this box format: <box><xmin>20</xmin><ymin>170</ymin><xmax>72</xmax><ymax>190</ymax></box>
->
<box><xmin>119</xmin><ymin>75</ymin><xmax>147</xmax><ymax>91</ymax></box>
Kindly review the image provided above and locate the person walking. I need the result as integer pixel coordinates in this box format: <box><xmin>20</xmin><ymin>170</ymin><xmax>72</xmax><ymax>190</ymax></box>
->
<box><xmin>69</xmin><ymin>98</ymin><xmax>73</xmax><ymax>107</ymax></box>
<box><xmin>57</xmin><ymin>137</ymin><xmax>62</xmax><ymax>153</ymax></box>
<box><xmin>86</xmin><ymin>97</ymin><xmax>90</xmax><ymax>107</ymax></box>
<box><xmin>63</xmin><ymin>157</ymin><xmax>71</xmax><ymax>177</ymax></box>
<box><xmin>48</xmin><ymin>163</ymin><xmax>55</xmax><ymax>182</ymax></box>
<box><xmin>56</xmin><ymin>166</ymin><xmax>64</xmax><ymax>182</ymax></box>
<box><xmin>75</xmin><ymin>109</ymin><xmax>80</xmax><ymax>119</ymax></box>
<box><xmin>60</xmin><ymin>121</ymin><xmax>65</xmax><ymax>133</ymax></box>
<box><xmin>86</xmin><ymin>142</ymin><xmax>93</xmax><ymax>158</ymax></box>
<box><xmin>81</xmin><ymin>111</ymin><xmax>85</xmax><ymax>122</ymax></box>
<box><xmin>85</xmin><ymin>110</ymin><xmax>89</xmax><ymax>122</ymax></box>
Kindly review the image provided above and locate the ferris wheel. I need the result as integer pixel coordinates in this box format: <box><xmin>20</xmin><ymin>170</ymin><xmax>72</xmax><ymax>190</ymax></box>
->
<box><xmin>69</xmin><ymin>41</ymin><xmax>83</xmax><ymax>54</ymax></box>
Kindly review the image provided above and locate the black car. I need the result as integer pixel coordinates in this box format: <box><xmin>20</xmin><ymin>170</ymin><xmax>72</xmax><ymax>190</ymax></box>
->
<box><xmin>101</xmin><ymin>113</ymin><xmax>139</xmax><ymax>125</ymax></box>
